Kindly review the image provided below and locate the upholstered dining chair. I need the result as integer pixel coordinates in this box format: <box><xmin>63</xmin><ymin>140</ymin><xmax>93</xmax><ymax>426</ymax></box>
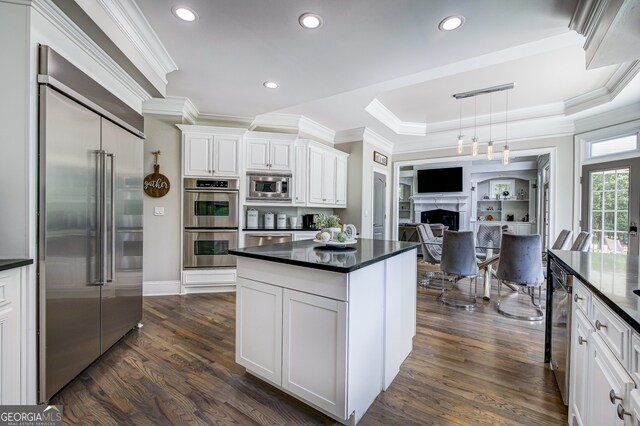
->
<box><xmin>551</xmin><ymin>229</ymin><xmax>574</xmax><ymax>250</ymax></box>
<box><xmin>439</xmin><ymin>230</ymin><xmax>479</xmax><ymax>309</ymax></box>
<box><xmin>416</xmin><ymin>224</ymin><xmax>442</xmax><ymax>287</ymax></box>
<box><xmin>571</xmin><ymin>231</ymin><xmax>593</xmax><ymax>252</ymax></box>
<box><xmin>495</xmin><ymin>233</ymin><xmax>545</xmax><ymax>321</ymax></box>
<box><xmin>476</xmin><ymin>224</ymin><xmax>502</xmax><ymax>260</ymax></box>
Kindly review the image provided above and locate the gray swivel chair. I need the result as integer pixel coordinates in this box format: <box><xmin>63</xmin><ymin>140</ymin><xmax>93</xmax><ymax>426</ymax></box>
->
<box><xmin>571</xmin><ymin>231</ymin><xmax>593</xmax><ymax>252</ymax></box>
<box><xmin>416</xmin><ymin>224</ymin><xmax>442</xmax><ymax>287</ymax></box>
<box><xmin>439</xmin><ymin>230</ymin><xmax>479</xmax><ymax>309</ymax></box>
<box><xmin>551</xmin><ymin>229</ymin><xmax>573</xmax><ymax>250</ymax></box>
<box><xmin>495</xmin><ymin>233</ymin><xmax>545</xmax><ymax>321</ymax></box>
<box><xmin>476</xmin><ymin>224</ymin><xmax>502</xmax><ymax>260</ymax></box>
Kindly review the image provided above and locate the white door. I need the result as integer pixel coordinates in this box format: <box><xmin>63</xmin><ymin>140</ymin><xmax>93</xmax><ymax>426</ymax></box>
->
<box><xmin>323</xmin><ymin>152</ymin><xmax>336</xmax><ymax>204</ymax></box>
<box><xmin>214</xmin><ymin>136</ymin><xmax>238</xmax><ymax>176</ymax></box>
<box><xmin>282</xmin><ymin>289</ymin><xmax>347</xmax><ymax>419</ymax></box>
<box><xmin>236</xmin><ymin>278</ymin><xmax>283</xmax><ymax>386</ymax></box>
<box><xmin>373</xmin><ymin>172</ymin><xmax>386</xmax><ymax>239</ymax></box>
<box><xmin>308</xmin><ymin>147</ymin><xmax>324</xmax><ymax>204</ymax></box>
<box><xmin>335</xmin><ymin>156</ymin><xmax>347</xmax><ymax>206</ymax></box>
<box><xmin>569</xmin><ymin>309</ymin><xmax>592</xmax><ymax>426</ymax></box>
<box><xmin>270</xmin><ymin>140</ymin><xmax>292</xmax><ymax>171</ymax></box>
<box><xmin>246</xmin><ymin>139</ymin><xmax>270</xmax><ymax>170</ymax></box>
<box><xmin>629</xmin><ymin>389</ymin><xmax>640</xmax><ymax>425</ymax></box>
<box><xmin>294</xmin><ymin>144</ymin><xmax>307</xmax><ymax>205</ymax></box>
<box><xmin>184</xmin><ymin>134</ymin><xmax>213</xmax><ymax>176</ymax></box>
<box><xmin>582</xmin><ymin>158</ymin><xmax>640</xmax><ymax>255</ymax></box>
<box><xmin>587</xmin><ymin>335</ymin><xmax>635</xmax><ymax>425</ymax></box>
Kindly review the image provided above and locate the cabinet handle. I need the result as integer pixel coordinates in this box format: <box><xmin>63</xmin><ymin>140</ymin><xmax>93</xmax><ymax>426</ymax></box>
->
<box><xmin>609</xmin><ymin>389</ymin><xmax>623</xmax><ymax>404</ymax></box>
<box><xmin>208</xmin><ymin>170</ymin><xmax>212</xmax><ymax>173</ymax></box>
<box><xmin>578</xmin><ymin>336</ymin><xmax>587</xmax><ymax>345</ymax></box>
<box><xmin>596</xmin><ymin>320</ymin><xmax>607</xmax><ymax>330</ymax></box>
<box><xmin>617</xmin><ymin>403</ymin><xmax>631</xmax><ymax>420</ymax></box>
<box><xmin>573</xmin><ymin>294</ymin><xmax>584</xmax><ymax>302</ymax></box>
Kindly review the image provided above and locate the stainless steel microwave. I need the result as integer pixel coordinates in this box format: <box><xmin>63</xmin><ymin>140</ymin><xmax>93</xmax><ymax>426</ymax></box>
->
<box><xmin>247</xmin><ymin>172</ymin><xmax>291</xmax><ymax>202</ymax></box>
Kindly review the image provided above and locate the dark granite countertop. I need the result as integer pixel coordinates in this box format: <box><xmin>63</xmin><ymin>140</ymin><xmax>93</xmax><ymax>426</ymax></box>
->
<box><xmin>242</xmin><ymin>227</ymin><xmax>319</xmax><ymax>232</ymax></box>
<box><xmin>549</xmin><ymin>250</ymin><xmax>640</xmax><ymax>332</ymax></box>
<box><xmin>0</xmin><ymin>259</ymin><xmax>34</xmax><ymax>272</ymax></box>
<box><xmin>230</xmin><ymin>238</ymin><xmax>420</xmax><ymax>273</ymax></box>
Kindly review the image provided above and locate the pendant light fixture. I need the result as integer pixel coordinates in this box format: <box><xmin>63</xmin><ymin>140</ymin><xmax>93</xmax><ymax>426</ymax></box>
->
<box><xmin>452</xmin><ymin>83</ymin><xmax>514</xmax><ymax>163</ymax></box>
<box><xmin>487</xmin><ymin>93</ymin><xmax>494</xmax><ymax>160</ymax></box>
<box><xmin>471</xmin><ymin>97</ymin><xmax>478</xmax><ymax>156</ymax></box>
<box><xmin>457</xmin><ymin>100</ymin><xmax>464</xmax><ymax>154</ymax></box>
<box><xmin>503</xmin><ymin>90</ymin><xmax>510</xmax><ymax>165</ymax></box>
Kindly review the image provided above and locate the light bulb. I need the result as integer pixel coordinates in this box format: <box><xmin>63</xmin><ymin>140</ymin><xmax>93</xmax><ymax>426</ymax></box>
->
<box><xmin>503</xmin><ymin>145</ymin><xmax>510</xmax><ymax>165</ymax></box>
<box><xmin>487</xmin><ymin>141</ymin><xmax>493</xmax><ymax>160</ymax></box>
<box><xmin>457</xmin><ymin>136</ymin><xmax>464</xmax><ymax>154</ymax></box>
<box><xmin>472</xmin><ymin>137</ymin><xmax>478</xmax><ymax>156</ymax></box>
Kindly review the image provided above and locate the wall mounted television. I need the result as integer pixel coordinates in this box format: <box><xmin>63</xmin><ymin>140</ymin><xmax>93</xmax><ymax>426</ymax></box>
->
<box><xmin>417</xmin><ymin>167</ymin><xmax>463</xmax><ymax>193</ymax></box>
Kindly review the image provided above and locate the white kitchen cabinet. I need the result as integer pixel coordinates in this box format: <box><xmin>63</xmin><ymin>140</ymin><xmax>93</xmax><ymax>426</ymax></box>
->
<box><xmin>587</xmin><ymin>334</ymin><xmax>635</xmax><ymax>425</ymax></box>
<box><xmin>322</xmin><ymin>151</ymin><xmax>336</xmax><ymax>204</ymax></box>
<box><xmin>180</xmin><ymin>126</ymin><xmax>242</xmax><ymax>177</ymax></box>
<box><xmin>569</xmin><ymin>309</ymin><xmax>593</xmax><ymax>426</ymax></box>
<box><xmin>293</xmin><ymin>143</ymin><xmax>307</xmax><ymax>205</ymax></box>
<box><xmin>0</xmin><ymin>266</ymin><xmax>25</xmax><ymax>404</ymax></box>
<box><xmin>629</xmin><ymin>389</ymin><xmax>640</xmax><ymax>425</ymax></box>
<box><xmin>214</xmin><ymin>136</ymin><xmax>239</xmax><ymax>176</ymax></box>
<box><xmin>236</xmin><ymin>278</ymin><xmax>283</xmax><ymax>386</ymax></box>
<box><xmin>183</xmin><ymin>133</ymin><xmax>214</xmax><ymax>176</ymax></box>
<box><xmin>335</xmin><ymin>155</ymin><xmax>347</xmax><ymax>206</ymax></box>
<box><xmin>308</xmin><ymin>147</ymin><xmax>324</xmax><ymax>204</ymax></box>
<box><xmin>308</xmin><ymin>146</ymin><xmax>340</xmax><ymax>205</ymax></box>
<box><xmin>282</xmin><ymin>289</ymin><xmax>347</xmax><ymax>418</ymax></box>
<box><xmin>245</xmin><ymin>138</ymin><xmax>292</xmax><ymax>171</ymax></box>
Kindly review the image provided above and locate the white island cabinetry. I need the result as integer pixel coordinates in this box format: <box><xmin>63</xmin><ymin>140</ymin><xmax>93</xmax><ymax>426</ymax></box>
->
<box><xmin>233</xmin><ymin>239</ymin><xmax>417</xmax><ymax>424</ymax></box>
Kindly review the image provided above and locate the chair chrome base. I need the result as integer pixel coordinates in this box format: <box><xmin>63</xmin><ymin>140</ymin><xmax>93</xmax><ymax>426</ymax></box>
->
<box><xmin>438</xmin><ymin>275</ymin><xmax>477</xmax><ymax>310</ymax></box>
<box><xmin>418</xmin><ymin>271</ymin><xmax>444</xmax><ymax>289</ymax></box>
<box><xmin>496</xmin><ymin>281</ymin><xmax>544</xmax><ymax>321</ymax></box>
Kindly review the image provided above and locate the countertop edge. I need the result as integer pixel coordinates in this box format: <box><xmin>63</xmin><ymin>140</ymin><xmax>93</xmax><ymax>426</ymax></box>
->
<box><xmin>230</xmin><ymin>243</ymin><xmax>419</xmax><ymax>274</ymax></box>
<box><xmin>548</xmin><ymin>250</ymin><xmax>640</xmax><ymax>333</ymax></box>
<box><xmin>0</xmin><ymin>259</ymin><xmax>34</xmax><ymax>272</ymax></box>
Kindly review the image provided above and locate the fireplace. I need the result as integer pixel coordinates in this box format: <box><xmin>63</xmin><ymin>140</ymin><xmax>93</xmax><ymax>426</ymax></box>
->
<box><xmin>421</xmin><ymin>209</ymin><xmax>459</xmax><ymax>231</ymax></box>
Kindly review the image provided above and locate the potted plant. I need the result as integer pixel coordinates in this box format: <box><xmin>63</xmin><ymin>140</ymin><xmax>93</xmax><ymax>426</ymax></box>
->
<box><xmin>315</xmin><ymin>213</ymin><xmax>341</xmax><ymax>238</ymax></box>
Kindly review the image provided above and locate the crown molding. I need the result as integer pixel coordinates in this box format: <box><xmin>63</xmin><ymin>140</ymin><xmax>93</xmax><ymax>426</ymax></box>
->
<box><xmin>143</xmin><ymin>97</ymin><xmax>198</xmax><ymax>124</ymax></box>
<box><xmin>196</xmin><ymin>113</ymin><xmax>253</xmax><ymax>128</ymax></box>
<box><xmin>574</xmin><ymin>102</ymin><xmax>640</xmax><ymax>134</ymax></box>
<box><xmin>176</xmin><ymin>124</ymin><xmax>247</xmax><ymax>136</ymax></box>
<box><xmin>32</xmin><ymin>0</ymin><xmax>152</xmax><ymax>104</ymax></box>
<box><xmin>334</xmin><ymin>127</ymin><xmax>394</xmax><ymax>153</ymax></box>
<box><xmin>93</xmin><ymin>0</ymin><xmax>178</xmax><ymax>84</ymax></box>
<box><xmin>250</xmin><ymin>113</ymin><xmax>335</xmax><ymax>143</ymax></box>
<box><xmin>564</xmin><ymin>60</ymin><xmax>640</xmax><ymax>115</ymax></box>
<box><xmin>365</xmin><ymin>99</ymin><xmax>406</xmax><ymax>134</ymax></box>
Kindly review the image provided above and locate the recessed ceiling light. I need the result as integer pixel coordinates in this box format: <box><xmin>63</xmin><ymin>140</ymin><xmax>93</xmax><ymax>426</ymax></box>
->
<box><xmin>263</xmin><ymin>81</ymin><xmax>279</xmax><ymax>89</ymax></box>
<box><xmin>438</xmin><ymin>15</ymin><xmax>465</xmax><ymax>31</ymax></box>
<box><xmin>172</xmin><ymin>6</ymin><xmax>198</xmax><ymax>22</ymax></box>
<box><xmin>299</xmin><ymin>13</ymin><xmax>323</xmax><ymax>29</ymax></box>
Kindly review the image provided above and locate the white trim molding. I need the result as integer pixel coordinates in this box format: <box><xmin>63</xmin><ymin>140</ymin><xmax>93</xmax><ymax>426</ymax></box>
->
<box><xmin>143</xmin><ymin>280</ymin><xmax>181</xmax><ymax>296</ymax></box>
<box><xmin>143</xmin><ymin>96</ymin><xmax>198</xmax><ymax>124</ymax></box>
<box><xmin>250</xmin><ymin>113</ymin><xmax>336</xmax><ymax>144</ymax></box>
<box><xmin>334</xmin><ymin>127</ymin><xmax>394</xmax><ymax>153</ymax></box>
<box><xmin>94</xmin><ymin>0</ymin><xmax>178</xmax><ymax>84</ymax></box>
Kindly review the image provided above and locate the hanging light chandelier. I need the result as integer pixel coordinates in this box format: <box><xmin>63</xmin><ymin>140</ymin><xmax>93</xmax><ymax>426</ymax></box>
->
<box><xmin>452</xmin><ymin>83</ymin><xmax>514</xmax><ymax>162</ymax></box>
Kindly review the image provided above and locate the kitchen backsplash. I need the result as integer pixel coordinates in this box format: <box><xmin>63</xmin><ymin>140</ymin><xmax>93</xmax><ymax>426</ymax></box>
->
<box><xmin>243</xmin><ymin>206</ymin><xmax>335</xmax><ymax>228</ymax></box>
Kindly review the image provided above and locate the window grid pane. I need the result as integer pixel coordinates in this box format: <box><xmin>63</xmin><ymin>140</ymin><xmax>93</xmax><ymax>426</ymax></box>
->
<box><xmin>590</xmin><ymin>168</ymin><xmax>629</xmax><ymax>254</ymax></box>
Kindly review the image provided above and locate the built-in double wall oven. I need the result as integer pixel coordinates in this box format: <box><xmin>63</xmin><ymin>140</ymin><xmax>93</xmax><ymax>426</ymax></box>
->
<box><xmin>183</xmin><ymin>178</ymin><xmax>239</xmax><ymax>268</ymax></box>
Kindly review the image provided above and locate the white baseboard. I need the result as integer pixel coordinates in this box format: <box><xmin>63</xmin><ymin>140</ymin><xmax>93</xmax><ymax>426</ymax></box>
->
<box><xmin>143</xmin><ymin>280</ymin><xmax>181</xmax><ymax>296</ymax></box>
<box><xmin>183</xmin><ymin>284</ymin><xmax>236</xmax><ymax>294</ymax></box>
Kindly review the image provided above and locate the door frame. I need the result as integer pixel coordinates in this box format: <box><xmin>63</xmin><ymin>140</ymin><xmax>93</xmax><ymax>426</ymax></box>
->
<box><xmin>371</xmin><ymin>167</ymin><xmax>390</xmax><ymax>240</ymax></box>
<box><xmin>392</xmin><ymin>146</ymin><xmax>556</xmax><ymax>240</ymax></box>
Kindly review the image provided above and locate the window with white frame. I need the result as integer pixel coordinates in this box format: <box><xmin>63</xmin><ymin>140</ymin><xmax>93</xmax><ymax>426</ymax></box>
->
<box><xmin>587</xmin><ymin>134</ymin><xmax>638</xmax><ymax>159</ymax></box>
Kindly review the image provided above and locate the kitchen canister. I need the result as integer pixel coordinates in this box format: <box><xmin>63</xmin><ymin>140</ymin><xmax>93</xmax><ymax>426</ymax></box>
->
<box><xmin>264</xmin><ymin>212</ymin><xmax>274</xmax><ymax>229</ymax></box>
<box><xmin>246</xmin><ymin>208</ymin><xmax>259</xmax><ymax>228</ymax></box>
<box><xmin>277</xmin><ymin>213</ymin><xmax>287</xmax><ymax>229</ymax></box>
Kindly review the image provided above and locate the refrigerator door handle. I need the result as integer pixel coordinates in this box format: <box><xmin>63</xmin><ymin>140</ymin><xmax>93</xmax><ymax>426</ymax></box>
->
<box><xmin>93</xmin><ymin>150</ymin><xmax>107</xmax><ymax>286</ymax></box>
<box><xmin>107</xmin><ymin>152</ymin><xmax>116</xmax><ymax>283</ymax></box>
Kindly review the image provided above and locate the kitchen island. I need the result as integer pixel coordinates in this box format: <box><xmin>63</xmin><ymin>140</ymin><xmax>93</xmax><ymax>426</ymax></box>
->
<box><xmin>229</xmin><ymin>239</ymin><xmax>419</xmax><ymax>425</ymax></box>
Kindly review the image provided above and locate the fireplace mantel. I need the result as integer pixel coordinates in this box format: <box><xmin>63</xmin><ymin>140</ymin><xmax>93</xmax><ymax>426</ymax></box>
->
<box><xmin>410</xmin><ymin>194</ymin><xmax>469</xmax><ymax>212</ymax></box>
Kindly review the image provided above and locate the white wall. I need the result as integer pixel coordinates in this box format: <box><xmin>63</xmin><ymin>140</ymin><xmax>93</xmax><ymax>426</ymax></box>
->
<box><xmin>335</xmin><ymin>141</ymin><xmax>363</xmax><ymax>232</ymax></box>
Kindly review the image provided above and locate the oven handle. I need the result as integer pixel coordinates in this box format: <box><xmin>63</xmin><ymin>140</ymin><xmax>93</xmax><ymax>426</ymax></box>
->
<box><xmin>184</xmin><ymin>189</ymin><xmax>239</xmax><ymax>194</ymax></box>
<box><xmin>184</xmin><ymin>229</ymin><xmax>239</xmax><ymax>233</ymax></box>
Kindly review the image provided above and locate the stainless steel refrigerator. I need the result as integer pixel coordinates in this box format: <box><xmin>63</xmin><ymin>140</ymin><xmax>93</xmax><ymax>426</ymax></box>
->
<box><xmin>38</xmin><ymin>46</ymin><xmax>144</xmax><ymax>402</ymax></box>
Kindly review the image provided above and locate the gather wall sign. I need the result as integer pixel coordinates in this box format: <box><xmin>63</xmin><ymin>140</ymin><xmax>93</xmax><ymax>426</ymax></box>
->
<box><xmin>143</xmin><ymin>150</ymin><xmax>170</xmax><ymax>198</ymax></box>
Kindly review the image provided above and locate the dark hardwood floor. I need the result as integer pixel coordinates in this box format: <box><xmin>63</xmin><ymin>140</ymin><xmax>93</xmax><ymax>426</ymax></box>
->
<box><xmin>52</xmin><ymin>269</ymin><xmax>567</xmax><ymax>425</ymax></box>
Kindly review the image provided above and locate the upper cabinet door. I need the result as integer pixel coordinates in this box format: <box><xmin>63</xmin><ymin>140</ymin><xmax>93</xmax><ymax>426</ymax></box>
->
<box><xmin>214</xmin><ymin>136</ymin><xmax>239</xmax><ymax>176</ymax></box>
<box><xmin>270</xmin><ymin>140</ymin><xmax>292</xmax><ymax>171</ymax></box>
<box><xmin>294</xmin><ymin>144</ymin><xmax>307</xmax><ymax>205</ymax></box>
<box><xmin>335</xmin><ymin>156</ymin><xmax>347</xmax><ymax>206</ymax></box>
<box><xmin>246</xmin><ymin>139</ymin><xmax>270</xmax><ymax>170</ymax></box>
<box><xmin>308</xmin><ymin>147</ymin><xmax>324</xmax><ymax>204</ymax></box>
<box><xmin>184</xmin><ymin>134</ymin><xmax>213</xmax><ymax>176</ymax></box>
<box><xmin>323</xmin><ymin>152</ymin><xmax>336</xmax><ymax>204</ymax></box>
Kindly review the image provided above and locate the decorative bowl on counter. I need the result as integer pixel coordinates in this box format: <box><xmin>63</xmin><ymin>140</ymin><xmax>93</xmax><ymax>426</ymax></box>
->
<box><xmin>313</xmin><ymin>239</ymin><xmax>358</xmax><ymax>249</ymax></box>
